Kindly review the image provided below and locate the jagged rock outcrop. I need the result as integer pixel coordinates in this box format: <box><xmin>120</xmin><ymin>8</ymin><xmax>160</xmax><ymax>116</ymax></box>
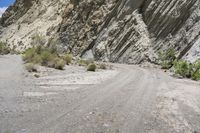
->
<box><xmin>142</xmin><ymin>0</ymin><xmax>200</xmax><ymax>63</ymax></box>
<box><xmin>0</xmin><ymin>0</ymin><xmax>200</xmax><ymax>63</ymax></box>
<box><xmin>0</xmin><ymin>0</ymin><xmax>34</xmax><ymax>27</ymax></box>
<box><xmin>0</xmin><ymin>0</ymin><xmax>66</xmax><ymax>50</ymax></box>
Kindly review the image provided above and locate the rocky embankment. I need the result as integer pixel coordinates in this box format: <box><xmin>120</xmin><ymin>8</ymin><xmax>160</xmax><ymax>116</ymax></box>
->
<box><xmin>0</xmin><ymin>0</ymin><xmax>200</xmax><ymax>64</ymax></box>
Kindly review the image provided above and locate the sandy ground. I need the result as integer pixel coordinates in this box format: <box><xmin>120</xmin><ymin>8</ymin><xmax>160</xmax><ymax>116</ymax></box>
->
<box><xmin>0</xmin><ymin>55</ymin><xmax>200</xmax><ymax>133</ymax></box>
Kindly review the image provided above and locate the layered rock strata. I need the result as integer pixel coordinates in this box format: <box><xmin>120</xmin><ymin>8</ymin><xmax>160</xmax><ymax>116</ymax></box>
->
<box><xmin>0</xmin><ymin>0</ymin><xmax>200</xmax><ymax>63</ymax></box>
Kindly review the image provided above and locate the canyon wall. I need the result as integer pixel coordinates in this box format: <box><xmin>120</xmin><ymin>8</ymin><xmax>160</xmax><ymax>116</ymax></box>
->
<box><xmin>0</xmin><ymin>0</ymin><xmax>200</xmax><ymax>63</ymax></box>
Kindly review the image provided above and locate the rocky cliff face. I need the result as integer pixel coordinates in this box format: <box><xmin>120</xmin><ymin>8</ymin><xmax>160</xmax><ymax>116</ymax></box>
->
<box><xmin>0</xmin><ymin>0</ymin><xmax>33</xmax><ymax>27</ymax></box>
<box><xmin>0</xmin><ymin>0</ymin><xmax>200</xmax><ymax>63</ymax></box>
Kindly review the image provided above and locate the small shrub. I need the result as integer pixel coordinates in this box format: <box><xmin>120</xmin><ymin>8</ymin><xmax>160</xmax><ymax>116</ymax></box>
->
<box><xmin>23</xmin><ymin>46</ymin><xmax>60</xmax><ymax>69</ymax></box>
<box><xmin>40</xmin><ymin>50</ymin><xmax>56</xmax><ymax>66</ymax></box>
<box><xmin>161</xmin><ymin>60</ymin><xmax>171</xmax><ymax>70</ymax></box>
<box><xmin>173</xmin><ymin>59</ymin><xmax>200</xmax><ymax>81</ymax></box>
<box><xmin>173</xmin><ymin>60</ymin><xmax>190</xmax><ymax>78</ymax></box>
<box><xmin>79</xmin><ymin>59</ymin><xmax>91</xmax><ymax>66</ymax></box>
<box><xmin>47</xmin><ymin>38</ymin><xmax>60</xmax><ymax>54</ymax></box>
<box><xmin>64</xmin><ymin>54</ymin><xmax>73</xmax><ymax>65</ymax></box>
<box><xmin>31</xmin><ymin>54</ymin><xmax>42</xmax><ymax>64</ymax></box>
<box><xmin>10</xmin><ymin>49</ymin><xmax>19</xmax><ymax>55</ymax></box>
<box><xmin>23</xmin><ymin>45</ymin><xmax>58</xmax><ymax>65</ymax></box>
<box><xmin>23</xmin><ymin>48</ymin><xmax>37</xmax><ymax>63</ymax></box>
<box><xmin>23</xmin><ymin>35</ymin><xmax>66</xmax><ymax>71</ymax></box>
<box><xmin>0</xmin><ymin>42</ymin><xmax>10</xmax><ymax>55</ymax></box>
<box><xmin>192</xmin><ymin>72</ymin><xmax>200</xmax><ymax>81</ymax></box>
<box><xmin>191</xmin><ymin>60</ymin><xmax>200</xmax><ymax>81</ymax></box>
<box><xmin>53</xmin><ymin>58</ymin><xmax>65</xmax><ymax>70</ymax></box>
<box><xmin>99</xmin><ymin>63</ymin><xmax>107</xmax><ymax>70</ymax></box>
<box><xmin>35</xmin><ymin>45</ymin><xmax>43</xmax><ymax>54</ymax></box>
<box><xmin>159</xmin><ymin>48</ymin><xmax>176</xmax><ymax>69</ymax></box>
<box><xmin>87</xmin><ymin>63</ymin><xmax>97</xmax><ymax>72</ymax></box>
<box><xmin>25</xmin><ymin>63</ymin><xmax>37</xmax><ymax>72</ymax></box>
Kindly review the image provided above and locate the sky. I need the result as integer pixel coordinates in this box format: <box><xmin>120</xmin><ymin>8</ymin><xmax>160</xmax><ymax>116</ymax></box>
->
<box><xmin>0</xmin><ymin>0</ymin><xmax>15</xmax><ymax>17</ymax></box>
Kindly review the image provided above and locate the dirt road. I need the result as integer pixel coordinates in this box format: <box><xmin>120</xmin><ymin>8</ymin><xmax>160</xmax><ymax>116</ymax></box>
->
<box><xmin>0</xmin><ymin>55</ymin><xmax>200</xmax><ymax>133</ymax></box>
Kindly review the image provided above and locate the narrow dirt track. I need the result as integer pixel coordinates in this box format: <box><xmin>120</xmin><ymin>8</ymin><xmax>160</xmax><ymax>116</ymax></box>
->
<box><xmin>0</xmin><ymin>55</ymin><xmax>200</xmax><ymax>133</ymax></box>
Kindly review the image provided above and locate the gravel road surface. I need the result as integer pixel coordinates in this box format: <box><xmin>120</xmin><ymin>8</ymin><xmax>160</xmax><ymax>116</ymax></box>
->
<box><xmin>0</xmin><ymin>55</ymin><xmax>200</xmax><ymax>133</ymax></box>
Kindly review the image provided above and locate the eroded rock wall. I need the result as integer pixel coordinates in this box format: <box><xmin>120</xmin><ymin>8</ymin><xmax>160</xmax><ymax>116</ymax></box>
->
<box><xmin>142</xmin><ymin>0</ymin><xmax>200</xmax><ymax>63</ymax></box>
<box><xmin>0</xmin><ymin>0</ymin><xmax>200</xmax><ymax>63</ymax></box>
<box><xmin>0</xmin><ymin>0</ymin><xmax>67</xmax><ymax>50</ymax></box>
<box><xmin>0</xmin><ymin>0</ymin><xmax>34</xmax><ymax>27</ymax></box>
<box><xmin>59</xmin><ymin>0</ymin><xmax>150</xmax><ymax>63</ymax></box>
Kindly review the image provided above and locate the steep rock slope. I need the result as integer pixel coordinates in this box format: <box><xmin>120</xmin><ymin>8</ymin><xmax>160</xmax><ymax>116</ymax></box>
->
<box><xmin>142</xmin><ymin>0</ymin><xmax>200</xmax><ymax>62</ymax></box>
<box><xmin>59</xmin><ymin>0</ymin><xmax>150</xmax><ymax>63</ymax></box>
<box><xmin>0</xmin><ymin>0</ymin><xmax>65</xmax><ymax>50</ymax></box>
<box><xmin>0</xmin><ymin>0</ymin><xmax>33</xmax><ymax>27</ymax></box>
<box><xmin>0</xmin><ymin>0</ymin><xmax>200</xmax><ymax>63</ymax></box>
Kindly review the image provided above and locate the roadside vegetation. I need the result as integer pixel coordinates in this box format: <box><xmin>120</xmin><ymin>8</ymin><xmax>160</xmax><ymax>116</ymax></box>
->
<box><xmin>173</xmin><ymin>60</ymin><xmax>200</xmax><ymax>81</ymax></box>
<box><xmin>63</xmin><ymin>54</ymin><xmax>73</xmax><ymax>65</ymax></box>
<box><xmin>23</xmin><ymin>34</ymin><xmax>68</xmax><ymax>70</ymax></box>
<box><xmin>78</xmin><ymin>59</ymin><xmax>91</xmax><ymax>66</ymax></box>
<box><xmin>0</xmin><ymin>42</ymin><xmax>11</xmax><ymax>55</ymax></box>
<box><xmin>87</xmin><ymin>63</ymin><xmax>97</xmax><ymax>72</ymax></box>
<box><xmin>23</xmin><ymin>46</ymin><xmax>66</xmax><ymax>70</ymax></box>
<box><xmin>23</xmin><ymin>34</ymin><xmax>108</xmax><ymax>73</ymax></box>
<box><xmin>0</xmin><ymin>41</ymin><xmax>19</xmax><ymax>55</ymax></box>
<box><xmin>25</xmin><ymin>63</ymin><xmax>38</xmax><ymax>72</ymax></box>
<box><xmin>158</xmin><ymin>48</ymin><xmax>200</xmax><ymax>81</ymax></box>
<box><xmin>158</xmin><ymin>48</ymin><xmax>176</xmax><ymax>69</ymax></box>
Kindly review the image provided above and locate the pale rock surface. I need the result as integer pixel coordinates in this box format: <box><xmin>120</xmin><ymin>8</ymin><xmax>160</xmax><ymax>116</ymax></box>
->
<box><xmin>0</xmin><ymin>0</ymin><xmax>200</xmax><ymax>63</ymax></box>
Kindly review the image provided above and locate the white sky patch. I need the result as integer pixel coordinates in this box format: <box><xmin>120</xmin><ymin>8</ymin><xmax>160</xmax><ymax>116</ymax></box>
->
<box><xmin>0</xmin><ymin>7</ymin><xmax>7</xmax><ymax>17</ymax></box>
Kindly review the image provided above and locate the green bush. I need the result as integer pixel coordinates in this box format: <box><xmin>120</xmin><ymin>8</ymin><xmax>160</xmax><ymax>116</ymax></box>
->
<box><xmin>161</xmin><ymin>60</ymin><xmax>172</xmax><ymax>70</ymax></box>
<box><xmin>25</xmin><ymin>63</ymin><xmax>37</xmax><ymax>72</ymax></box>
<box><xmin>23</xmin><ymin>48</ymin><xmax>36</xmax><ymax>62</ymax></box>
<box><xmin>31</xmin><ymin>54</ymin><xmax>43</xmax><ymax>64</ymax></box>
<box><xmin>23</xmin><ymin>46</ymin><xmax>65</xmax><ymax>70</ymax></box>
<box><xmin>79</xmin><ymin>59</ymin><xmax>91</xmax><ymax>66</ymax></box>
<box><xmin>173</xmin><ymin>59</ymin><xmax>200</xmax><ymax>81</ymax></box>
<box><xmin>173</xmin><ymin>60</ymin><xmax>190</xmax><ymax>78</ymax></box>
<box><xmin>87</xmin><ymin>63</ymin><xmax>97</xmax><ymax>72</ymax></box>
<box><xmin>40</xmin><ymin>50</ymin><xmax>57</xmax><ymax>66</ymax></box>
<box><xmin>64</xmin><ymin>54</ymin><xmax>73</xmax><ymax>65</ymax></box>
<box><xmin>23</xmin><ymin>34</ymin><xmax>67</xmax><ymax>71</ymax></box>
<box><xmin>192</xmin><ymin>72</ymin><xmax>200</xmax><ymax>81</ymax></box>
<box><xmin>53</xmin><ymin>58</ymin><xmax>65</xmax><ymax>70</ymax></box>
<box><xmin>159</xmin><ymin>48</ymin><xmax>176</xmax><ymax>69</ymax></box>
<box><xmin>0</xmin><ymin>42</ymin><xmax>10</xmax><ymax>55</ymax></box>
<box><xmin>191</xmin><ymin>60</ymin><xmax>200</xmax><ymax>81</ymax></box>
